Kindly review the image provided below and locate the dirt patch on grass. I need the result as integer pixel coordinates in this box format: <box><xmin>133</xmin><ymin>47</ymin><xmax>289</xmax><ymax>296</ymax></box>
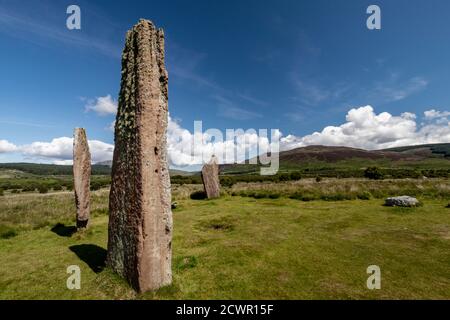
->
<box><xmin>197</xmin><ymin>216</ymin><xmax>236</xmax><ymax>232</ymax></box>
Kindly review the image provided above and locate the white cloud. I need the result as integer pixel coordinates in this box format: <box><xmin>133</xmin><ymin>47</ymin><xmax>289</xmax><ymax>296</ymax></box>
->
<box><xmin>0</xmin><ymin>140</ymin><xmax>18</xmax><ymax>153</ymax></box>
<box><xmin>85</xmin><ymin>95</ymin><xmax>117</xmax><ymax>116</ymax></box>
<box><xmin>280</xmin><ymin>106</ymin><xmax>450</xmax><ymax>151</ymax></box>
<box><xmin>2</xmin><ymin>106</ymin><xmax>450</xmax><ymax>167</ymax></box>
<box><xmin>424</xmin><ymin>109</ymin><xmax>450</xmax><ymax>120</ymax></box>
<box><xmin>19</xmin><ymin>137</ymin><xmax>114</xmax><ymax>164</ymax></box>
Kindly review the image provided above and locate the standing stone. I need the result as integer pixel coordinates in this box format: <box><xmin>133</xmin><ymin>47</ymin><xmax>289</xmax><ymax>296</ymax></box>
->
<box><xmin>107</xmin><ymin>19</ymin><xmax>172</xmax><ymax>293</ymax></box>
<box><xmin>201</xmin><ymin>155</ymin><xmax>221</xmax><ymax>199</ymax></box>
<box><xmin>73</xmin><ymin>128</ymin><xmax>91</xmax><ymax>229</ymax></box>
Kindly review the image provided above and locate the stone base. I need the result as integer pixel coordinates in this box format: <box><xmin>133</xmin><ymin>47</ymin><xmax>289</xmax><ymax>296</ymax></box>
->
<box><xmin>76</xmin><ymin>219</ymin><xmax>89</xmax><ymax>229</ymax></box>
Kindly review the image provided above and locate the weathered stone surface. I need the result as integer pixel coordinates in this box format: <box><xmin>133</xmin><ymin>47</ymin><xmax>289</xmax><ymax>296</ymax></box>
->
<box><xmin>385</xmin><ymin>196</ymin><xmax>419</xmax><ymax>207</ymax></box>
<box><xmin>73</xmin><ymin>128</ymin><xmax>91</xmax><ymax>229</ymax></box>
<box><xmin>201</xmin><ymin>155</ymin><xmax>221</xmax><ymax>199</ymax></box>
<box><xmin>107</xmin><ymin>19</ymin><xmax>172</xmax><ymax>293</ymax></box>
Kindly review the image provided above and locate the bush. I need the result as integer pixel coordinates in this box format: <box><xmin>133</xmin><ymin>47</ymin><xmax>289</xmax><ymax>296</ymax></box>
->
<box><xmin>364</xmin><ymin>167</ymin><xmax>384</xmax><ymax>180</ymax></box>
<box><xmin>22</xmin><ymin>185</ymin><xmax>36</xmax><ymax>192</ymax></box>
<box><xmin>53</xmin><ymin>184</ymin><xmax>63</xmax><ymax>191</ymax></box>
<box><xmin>220</xmin><ymin>176</ymin><xmax>234</xmax><ymax>188</ymax></box>
<box><xmin>38</xmin><ymin>185</ymin><xmax>48</xmax><ymax>194</ymax></box>
<box><xmin>290</xmin><ymin>172</ymin><xmax>302</xmax><ymax>181</ymax></box>
<box><xmin>11</xmin><ymin>189</ymin><xmax>21</xmax><ymax>194</ymax></box>
<box><xmin>357</xmin><ymin>191</ymin><xmax>372</xmax><ymax>200</ymax></box>
<box><xmin>289</xmin><ymin>192</ymin><xmax>317</xmax><ymax>201</ymax></box>
<box><xmin>278</xmin><ymin>173</ymin><xmax>291</xmax><ymax>182</ymax></box>
<box><xmin>0</xmin><ymin>188</ymin><xmax>3</xmax><ymax>196</ymax></box>
<box><xmin>90</xmin><ymin>181</ymin><xmax>101</xmax><ymax>191</ymax></box>
<box><xmin>0</xmin><ymin>226</ymin><xmax>18</xmax><ymax>239</ymax></box>
<box><xmin>190</xmin><ymin>190</ymin><xmax>207</xmax><ymax>200</ymax></box>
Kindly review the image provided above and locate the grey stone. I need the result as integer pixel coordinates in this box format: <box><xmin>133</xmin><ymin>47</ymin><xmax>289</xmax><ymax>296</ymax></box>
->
<box><xmin>107</xmin><ymin>19</ymin><xmax>172</xmax><ymax>293</ymax></box>
<box><xmin>385</xmin><ymin>196</ymin><xmax>419</xmax><ymax>207</ymax></box>
<box><xmin>201</xmin><ymin>155</ymin><xmax>221</xmax><ymax>199</ymax></box>
<box><xmin>73</xmin><ymin>128</ymin><xmax>91</xmax><ymax>229</ymax></box>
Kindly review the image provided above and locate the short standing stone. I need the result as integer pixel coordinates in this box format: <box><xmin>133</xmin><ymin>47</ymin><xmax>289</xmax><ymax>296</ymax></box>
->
<box><xmin>73</xmin><ymin>128</ymin><xmax>91</xmax><ymax>229</ymax></box>
<box><xmin>107</xmin><ymin>19</ymin><xmax>172</xmax><ymax>293</ymax></box>
<box><xmin>385</xmin><ymin>196</ymin><xmax>419</xmax><ymax>207</ymax></box>
<box><xmin>201</xmin><ymin>155</ymin><xmax>221</xmax><ymax>199</ymax></box>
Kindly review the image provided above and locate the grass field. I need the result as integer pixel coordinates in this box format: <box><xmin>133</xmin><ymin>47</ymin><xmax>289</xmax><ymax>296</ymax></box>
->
<box><xmin>1</xmin><ymin>182</ymin><xmax>450</xmax><ymax>300</ymax></box>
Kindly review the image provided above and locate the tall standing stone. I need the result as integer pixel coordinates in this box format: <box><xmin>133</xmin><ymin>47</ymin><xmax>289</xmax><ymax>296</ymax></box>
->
<box><xmin>107</xmin><ymin>19</ymin><xmax>172</xmax><ymax>293</ymax></box>
<box><xmin>73</xmin><ymin>128</ymin><xmax>91</xmax><ymax>229</ymax></box>
<box><xmin>201</xmin><ymin>155</ymin><xmax>221</xmax><ymax>199</ymax></box>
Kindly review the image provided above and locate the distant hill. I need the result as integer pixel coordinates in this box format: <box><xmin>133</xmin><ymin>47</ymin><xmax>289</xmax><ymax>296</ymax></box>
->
<box><xmin>0</xmin><ymin>162</ymin><xmax>196</xmax><ymax>177</ymax></box>
<box><xmin>95</xmin><ymin>160</ymin><xmax>112</xmax><ymax>167</ymax></box>
<box><xmin>0</xmin><ymin>163</ymin><xmax>111</xmax><ymax>176</ymax></box>
<box><xmin>382</xmin><ymin>143</ymin><xmax>450</xmax><ymax>158</ymax></box>
<box><xmin>220</xmin><ymin>143</ymin><xmax>450</xmax><ymax>175</ymax></box>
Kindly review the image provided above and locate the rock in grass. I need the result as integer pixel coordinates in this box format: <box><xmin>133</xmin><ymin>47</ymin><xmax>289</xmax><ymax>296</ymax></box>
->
<box><xmin>385</xmin><ymin>196</ymin><xmax>419</xmax><ymax>207</ymax></box>
<box><xmin>201</xmin><ymin>155</ymin><xmax>221</xmax><ymax>199</ymax></box>
<box><xmin>171</xmin><ymin>201</ymin><xmax>178</xmax><ymax>209</ymax></box>
<box><xmin>73</xmin><ymin>128</ymin><xmax>91</xmax><ymax>230</ymax></box>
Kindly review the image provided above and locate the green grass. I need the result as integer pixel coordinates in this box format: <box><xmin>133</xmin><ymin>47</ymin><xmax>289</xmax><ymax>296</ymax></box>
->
<box><xmin>1</xmin><ymin>193</ymin><xmax>450</xmax><ymax>300</ymax></box>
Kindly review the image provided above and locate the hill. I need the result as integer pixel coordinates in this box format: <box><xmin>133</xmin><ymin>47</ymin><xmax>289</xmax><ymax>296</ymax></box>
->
<box><xmin>220</xmin><ymin>143</ymin><xmax>450</xmax><ymax>176</ymax></box>
<box><xmin>0</xmin><ymin>162</ymin><xmax>195</xmax><ymax>177</ymax></box>
<box><xmin>383</xmin><ymin>143</ymin><xmax>450</xmax><ymax>158</ymax></box>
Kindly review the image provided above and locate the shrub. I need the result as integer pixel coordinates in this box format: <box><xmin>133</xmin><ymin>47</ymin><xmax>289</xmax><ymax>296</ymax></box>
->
<box><xmin>364</xmin><ymin>167</ymin><xmax>384</xmax><ymax>180</ymax></box>
<box><xmin>11</xmin><ymin>189</ymin><xmax>21</xmax><ymax>194</ymax></box>
<box><xmin>90</xmin><ymin>181</ymin><xmax>101</xmax><ymax>191</ymax></box>
<box><xmin>320</xmin><ymin>193</ymin><xmax>351</xmax><ymax>201</ymax></box>
<box><xmin>220</xmin><ymin>176</ymin><xmax>235</xmax><ymax>188</ymax></box>
<box><xmin>290</xmin><ymin>172</ymin><xmax>302</xmax><ymax>181</ymax></box>
<box><xmin>268</xmin><ymin>193</ymin><xmax>281</xmax><ymax>199</ymax></box>
<box><xmin>53</xmin><ymin>184</ymin><xmax>63</xmax><ymax>191</ymax></box>
<box><xmin>190</xmin><ymin>190</ymin><xmax>207</xmax><ymax>200</ymax></box>
<box><xmin>0</xmin><ymin>226</ymin><xmax>18</xmax><ymax>239</ymax></box>
<box><xmin>38</xmin><ymin>185</ymin><xmax>48</xmax><ymax>194</ymax></box>
<box><xmin>315</xmin><ymin>176</ymin><xmax>322</xmax><ymax>183</ymax></box>
<box><xmin>278</xmin><ymin>173</ymin><xmax>291</xmax><ymax>182</ymax></box>
<box><xmin>0</xmin><ymin>188</ymin><xmax>3</xmax><ymax>196</ymax></box>
<box><xmin>289</xmin><ymin>192</ymin><xmax>316</xmax><ymax>201</ymax></box>
<box><xmin>253</xmin><ymin>193</ymin><xmax>267</xmax><ymax>199</ymax></box>
<box><xmin>22</xmin><ymin>185</ymin><xmax>36</xmax><ymax>192</ymax></box>
<box><xmin>357</xmin><ymin>191</ymin><xmax>372</xmax><ymax>200</ymax></box>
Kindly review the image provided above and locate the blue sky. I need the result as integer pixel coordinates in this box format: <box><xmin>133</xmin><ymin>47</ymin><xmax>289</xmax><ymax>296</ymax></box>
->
<box><xmin>1</xmin><ymin>0</ymin><xmax>450</xmax><ymax>165</ymax></box>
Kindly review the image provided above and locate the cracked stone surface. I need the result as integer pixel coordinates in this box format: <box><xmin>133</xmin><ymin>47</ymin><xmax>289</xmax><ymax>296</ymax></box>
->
<box><xmin>73</xmin><ymin>128</ymin><xmax>91</xmax><ymax>229</ymax></box>
<box><xmin>107</xmin><ymin>19</ymin><xmax>172</xmax><ymax>293</ymax></box>
<box><xmin>201</xmin><ymin>155</ymin><xmax>221</xmax><ymax>199</ymax></box>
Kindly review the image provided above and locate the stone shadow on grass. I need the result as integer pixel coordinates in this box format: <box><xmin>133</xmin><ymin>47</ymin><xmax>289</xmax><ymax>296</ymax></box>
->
<box><xmin>51</xmin><ymin>223</ymin><xmax>76</xmax><ymax>237</ymax></box>
<box><xmin>69</xmin><ymin>244</ymin><xmax>107</xmax><ymax>273</ymax></box>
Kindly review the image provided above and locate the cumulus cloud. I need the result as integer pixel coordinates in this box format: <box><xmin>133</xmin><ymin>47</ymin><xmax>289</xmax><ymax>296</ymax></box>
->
<box><xmin>85</xmin><ymin>95</ymin><xmax>118</xmax><ymax>116</ymax></box>
<box><xmin>0</xmin><ymin>140</ymin><xmax>18</xmax><ymax>153</ymax></box>
<box><xmin>424</xmin><ymin>109</ymin><xmax>450</xmax><ymax>120</ymax></box>
<box><xmin>20</xmin><ymin>137</ymin><xmax>114</xmax><ymax>164</ymax></box>
<box><xmin>2</xmin><ymin>106</ymin><xmax>450</xmax><ymax>167</ymax></box>
<box><xmin>280</xmin><ymin>106</ymin><xmax>450</xmax><ymax>151</ymax></box>
<box><xmin>167</xmin><ymin>116</ymin><xmax>279</xmax><ymax>167</ymax></box>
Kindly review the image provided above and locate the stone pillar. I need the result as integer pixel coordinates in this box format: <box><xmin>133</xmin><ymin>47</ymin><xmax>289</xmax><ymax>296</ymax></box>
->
<box><xmin>107</xmin><ymin>19</ymin><xmax>172</xmax><ymax>293</ymax></box>
<box><xmin>73</xmin><ymin>128</ymin><xmax>91</xmax><ymax>229</ymax></box>
<box><xmin>201</xmin><ymin>155</ymin><xmax>221</xmax><ymax>199</ymax></box>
